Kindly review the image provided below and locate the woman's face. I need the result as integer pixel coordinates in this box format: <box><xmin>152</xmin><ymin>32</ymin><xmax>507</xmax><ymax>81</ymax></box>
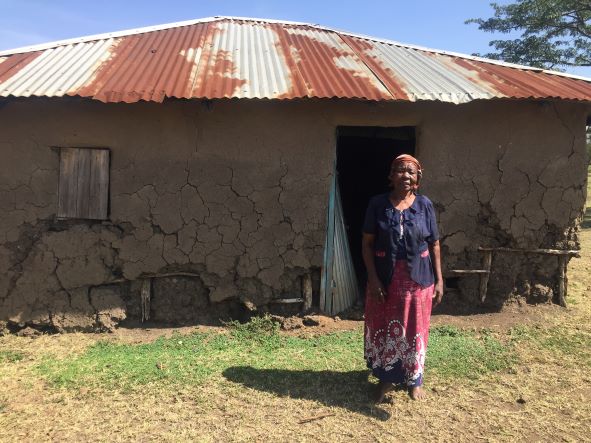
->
<box><xmin>389</xmin><ymin>161</ymin><xmax>419</xmax><ymax>192</ymax></box>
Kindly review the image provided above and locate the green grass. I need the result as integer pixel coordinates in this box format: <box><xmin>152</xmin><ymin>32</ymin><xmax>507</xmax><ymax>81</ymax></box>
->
<box><xmin>36</xmin><ymin>316</ymin><xmax>363</xmax><ymax>391</ymax></box>
<box><xmin>0</xmin><ymin>350</ymin><xmax>25</xmax><ymax>363</ymax></box>
<box><xmin>36</xmin><ymin>317</ymin><xmax>515</xmax><ymax>392</ymax></box>
<box><xmin>509</xmin><ymin>324</ymin><xmax>591</xmax><ymax>367</ymax></box>
<box><xmin>427</xmin><ymin>326</ymin><xmax>516</xmax><ymax>379</ymax></box>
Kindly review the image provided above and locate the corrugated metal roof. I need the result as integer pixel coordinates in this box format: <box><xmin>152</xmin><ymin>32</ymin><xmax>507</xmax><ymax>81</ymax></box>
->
<box><xmin>1</xmin><ymin>16</ymin><xmax>591</xmax><ymax>104</ymax></box>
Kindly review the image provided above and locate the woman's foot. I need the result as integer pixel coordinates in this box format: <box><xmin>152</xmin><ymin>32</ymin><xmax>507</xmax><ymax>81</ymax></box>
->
<box><xmin>373</xmin><ymin>381</ymin><xmax>394</xmax><ymax>403</ymax></box>
<box><xmin>409</xmin><ymin>385</ymin><xmax>426</xmax><ymax>400</ymax></box>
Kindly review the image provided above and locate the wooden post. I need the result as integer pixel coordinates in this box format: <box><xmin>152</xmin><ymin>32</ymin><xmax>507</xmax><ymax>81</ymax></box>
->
<box><xmin>479</xmin><ymin>250</ymin><xmax>493</xmax><ymax>303</ymax></box>
<box><xmin>302</xmin><ymin>273</ymin><xmax>313</xmax><ymax>311</ymax></box>
<box><xmin>141</xmin><ymin>278</ymin><xmax>152</xmax><ymax>322</ymax></box>
<box><xmin>557</xmin><ymin>255</ymin><xmax>568</xmax><ymax>308</ymax></box>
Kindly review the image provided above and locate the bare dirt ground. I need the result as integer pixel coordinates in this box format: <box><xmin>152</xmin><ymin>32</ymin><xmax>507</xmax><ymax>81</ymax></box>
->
<box><xmin>105</xmin><ymin>300</ymin><xmax>565</xmax><ymax>344</ymax></box>
<box><xmin>1</xmin><ymin>178</ymin><xmax>591</xmax><ymax>442</ymax></box>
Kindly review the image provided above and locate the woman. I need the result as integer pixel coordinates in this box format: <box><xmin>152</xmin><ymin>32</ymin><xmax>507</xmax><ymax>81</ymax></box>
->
<box><xmin>362</xmin><ymin>154</ymin><xmax>443</xmax><ymax>402</ymax></box>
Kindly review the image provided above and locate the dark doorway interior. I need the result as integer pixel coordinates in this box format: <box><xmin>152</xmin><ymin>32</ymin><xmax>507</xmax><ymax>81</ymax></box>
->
<box><xmin>336</xmin><ymin>126</ymin><xmax>416</xmax><ymax>292</ymax></box>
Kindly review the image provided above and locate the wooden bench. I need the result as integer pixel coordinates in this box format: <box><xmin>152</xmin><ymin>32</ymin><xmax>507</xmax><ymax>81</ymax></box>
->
<box><xmin>446</xmin><ymin>247</ymin><xmax>580</xmax><ymax>306</ymax></box>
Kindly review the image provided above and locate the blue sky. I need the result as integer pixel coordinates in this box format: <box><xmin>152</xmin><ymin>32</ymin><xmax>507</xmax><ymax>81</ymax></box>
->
<box><xmin>1</xmin><ymin>0</ymin><xmax>589</xmax><ymax>77</ymax></box>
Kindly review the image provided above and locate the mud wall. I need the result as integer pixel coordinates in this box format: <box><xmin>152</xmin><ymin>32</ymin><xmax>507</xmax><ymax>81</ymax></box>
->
<box><xmin>418</xmin><ymin>100</ymin><xmax>589</xmax><ymax>305</ymax></box>
<box><xmin>0</xmin><ymin>98</ymin><xmax>588</xmax><ymax>330</ymax></box>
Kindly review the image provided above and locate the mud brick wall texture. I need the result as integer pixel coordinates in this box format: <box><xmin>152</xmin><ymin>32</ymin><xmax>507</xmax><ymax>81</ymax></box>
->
<box><xmin>0</xmin><ymin>98</ymin><xmax>588</xmax><ymax>332</ymax></box>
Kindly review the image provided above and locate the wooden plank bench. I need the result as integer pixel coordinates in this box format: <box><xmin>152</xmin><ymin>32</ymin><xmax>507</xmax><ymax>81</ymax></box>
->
<box><xmin>446</xmin><ymin>247</ymin><xmax>580</xmax><ymax>306</ymax></box>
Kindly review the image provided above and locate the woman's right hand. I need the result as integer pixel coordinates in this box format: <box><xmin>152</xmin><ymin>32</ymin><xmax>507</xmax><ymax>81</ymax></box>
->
<box><xmin>362</xmin><ymin>233</ymin><xmax>385</xmax><ymax>303</ymax></box>
<box><xmin>367</xmin><ymin>278</ymin><xmax>386</xmax><ymax>303</ymax></box>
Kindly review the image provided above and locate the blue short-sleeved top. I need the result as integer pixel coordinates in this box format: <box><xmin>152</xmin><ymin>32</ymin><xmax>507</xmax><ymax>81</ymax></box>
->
<box><xmin>363</xmin><ymin>193</ymin><xmax>439</xmax><ymax>288</ymax></box>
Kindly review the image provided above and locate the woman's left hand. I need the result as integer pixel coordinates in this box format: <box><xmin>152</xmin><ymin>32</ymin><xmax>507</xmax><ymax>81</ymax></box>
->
<box><xmin>432</xmin><ymin>281</ymin><xmax>444</xmax><ymax>307</ymax></box>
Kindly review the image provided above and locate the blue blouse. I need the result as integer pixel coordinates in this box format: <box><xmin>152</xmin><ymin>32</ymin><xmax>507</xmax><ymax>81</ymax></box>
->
<box><xmin>363</xmin><ymin>193</ymin><xmax>439</xmax><ymax>288</ymax></box>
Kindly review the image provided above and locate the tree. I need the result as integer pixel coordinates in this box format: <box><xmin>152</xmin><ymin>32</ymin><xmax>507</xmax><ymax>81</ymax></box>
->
<box><xmin>467</xmin><ymin>0</ymin><xmax>591</xmax><ymax>69</ymax></box>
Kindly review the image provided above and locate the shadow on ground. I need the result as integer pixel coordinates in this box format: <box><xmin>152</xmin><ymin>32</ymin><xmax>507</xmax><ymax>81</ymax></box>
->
<box><xmin>429</xmin><ymin>288</ymin><xmax>506</xmax><ymax>316</ymax></box>
<box><xmin>222</xmin><ymin>367</ymin><xmax>391</xmax><ymax>420</ymax></box>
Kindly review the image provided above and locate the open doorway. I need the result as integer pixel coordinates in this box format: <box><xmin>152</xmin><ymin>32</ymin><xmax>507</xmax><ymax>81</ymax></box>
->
<box><xmin>336</xmin><ymin>126</ymin><xmax>416</xmax><ymax>293</ymax></box>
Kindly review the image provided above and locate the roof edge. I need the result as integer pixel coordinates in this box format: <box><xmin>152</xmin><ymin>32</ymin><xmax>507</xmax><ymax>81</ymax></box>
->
<box><xmin>0</xmin><ymin>15</ymin><xmax>589</xmax><ymax>82</ymax></box>
<box><xmin>332</xmin><ymin>30</ymin><xmax>591</xmax><ymax>81</ymax></box>
<box><xmin>0</xmin><ymin>16</ymin><xmax>225</xmax><ymax>56</ymax></box>
<box><xmin>0</xmin><ymin>16</ymin><xmax>327</xmax><ymax>57</ymax></box>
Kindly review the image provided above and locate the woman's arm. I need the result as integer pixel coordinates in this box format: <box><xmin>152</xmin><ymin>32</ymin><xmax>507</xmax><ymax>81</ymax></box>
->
<box><xmin>362</xmin><ymin>233</ymin><xmax>385</xmax><ymax>303</ymax></box>
<box><xmin>429</xmin><ymin>240</ymin><xmax>444</xmax><ymax>306</ymax></box>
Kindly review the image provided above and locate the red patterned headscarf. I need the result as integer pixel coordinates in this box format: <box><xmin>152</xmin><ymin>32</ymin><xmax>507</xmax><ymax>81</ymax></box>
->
<box><xmin>391</xmin><ymin>154</ymin><xmax>423</xmax><ymax>190</ymax></box>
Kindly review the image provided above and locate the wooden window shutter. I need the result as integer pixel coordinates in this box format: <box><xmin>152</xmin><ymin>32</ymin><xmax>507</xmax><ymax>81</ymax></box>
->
<box><xmin>57</xmin><ymin>148</ymin><xmax>109</xmax><ymax>220</ymax></box>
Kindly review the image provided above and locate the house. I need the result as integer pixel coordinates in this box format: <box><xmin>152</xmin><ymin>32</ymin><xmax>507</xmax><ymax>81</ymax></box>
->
<box><xmin>0</xmin><ymin>17</ymin><xmax>589</xmax><ymax>332</ymax></box>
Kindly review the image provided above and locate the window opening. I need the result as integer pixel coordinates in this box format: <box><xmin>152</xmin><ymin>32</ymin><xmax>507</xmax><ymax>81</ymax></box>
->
<box><xmin>57</xmin><ymin>147</ymin><xmax>110</xmax><ymax>220</ymax></box>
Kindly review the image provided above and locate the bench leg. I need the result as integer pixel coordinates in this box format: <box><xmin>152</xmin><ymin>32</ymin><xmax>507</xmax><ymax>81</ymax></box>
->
<box><xmin>479</xmin><ymin>251</ymin><xmax>493</xmax><ymax>302</ymax></box>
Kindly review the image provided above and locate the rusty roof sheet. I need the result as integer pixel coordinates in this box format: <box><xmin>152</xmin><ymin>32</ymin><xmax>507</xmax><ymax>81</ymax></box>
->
<box><xmin>1</xmin><ymin>16</ymin><xmax>590</xmax><ymax>104</ymax></box>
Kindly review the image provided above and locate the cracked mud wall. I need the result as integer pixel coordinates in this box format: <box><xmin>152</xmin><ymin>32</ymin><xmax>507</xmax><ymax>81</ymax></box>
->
<box><xmin>0</xmin><ymin>98</ymin><xmax>588</xmax><ymax>331</ymax></box>
<box><xmin>0</xmin><ymin>98</ymin><xmax>332</xmax><ymax>331</ymax></box>
<box><xmin>418</xmin><ymin>100</ymin><xmax>589</xmax><ymax>304</ymax></box>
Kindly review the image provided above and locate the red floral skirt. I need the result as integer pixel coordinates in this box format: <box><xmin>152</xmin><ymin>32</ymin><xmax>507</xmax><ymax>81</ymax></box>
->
<box><xmin>364</xmin><ymin>259</ymin><xmax>434</xmax><ymax>387</ymax></box>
